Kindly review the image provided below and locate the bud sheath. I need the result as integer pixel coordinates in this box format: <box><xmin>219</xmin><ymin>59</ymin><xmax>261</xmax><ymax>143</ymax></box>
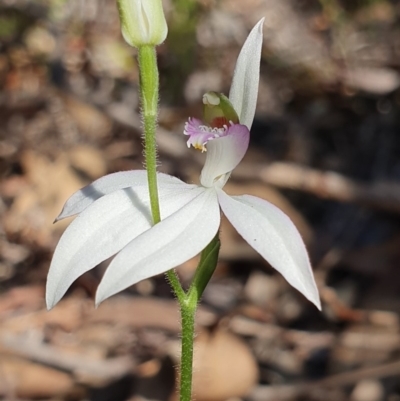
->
<box><xmin>117</xmin><ymin>0</ymin><xmax>168</xmax><ymax>48</ymax></box>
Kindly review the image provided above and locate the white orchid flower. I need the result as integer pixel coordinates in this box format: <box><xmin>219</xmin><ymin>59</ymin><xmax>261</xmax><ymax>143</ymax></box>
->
<box><xmin>46</xmin><ymin>19</ymin><xmax>321</xmax><ymax>310</ymax></box>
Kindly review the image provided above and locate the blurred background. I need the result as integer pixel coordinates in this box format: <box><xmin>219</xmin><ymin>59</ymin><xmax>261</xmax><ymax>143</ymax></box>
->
<box><xmin>2</xmin><ymin>0</ymin><xmax>400</xmax><ymax>400</ymax></box>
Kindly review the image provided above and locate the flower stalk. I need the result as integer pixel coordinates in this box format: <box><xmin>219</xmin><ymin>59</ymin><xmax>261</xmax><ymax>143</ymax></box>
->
<box><xmin>138</xmin><ymin>45</ymin><xmax>161</xmax><ymax>224</ymax></box>
<box><xmin>180</xmin><ymin>234</ymin><xmax>220</xmax><ymax>401</ymax></box>
<box><xmin>179</xmin><ymin>302</ymin><xmax>196</xmax><ymax>401</ymax></box>
<box><xmin>138</xmin><ymin>46</ymin><xmax>187</xmax><ymax>307</ymax></box>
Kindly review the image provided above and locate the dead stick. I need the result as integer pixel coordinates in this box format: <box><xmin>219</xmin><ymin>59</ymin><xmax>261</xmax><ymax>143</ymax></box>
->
<box><xmin>251</xmin><ymin>359</ymin><xmax>400</xmax><ymax>400</ymax></box>
<box><xmin>0</xmin><ymin>334</ymin><xmax>135</xmax><ymax>381</ymax></box>
<box><xmin>235</xmin><ymin>162</ymin><xmax>400</xmax><ymax>213</ymax></box>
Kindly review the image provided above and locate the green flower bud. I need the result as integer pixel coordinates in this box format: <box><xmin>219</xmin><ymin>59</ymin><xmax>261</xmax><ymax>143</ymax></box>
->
<box><xmin>117</xmin><ymin>0</ymin><xmax>168</xmax><ymax>48</ymax></box>
<box><xmin>202</xmin><ymin>92</ymin><xmax>239</xmax><ymax>128</ymax></box>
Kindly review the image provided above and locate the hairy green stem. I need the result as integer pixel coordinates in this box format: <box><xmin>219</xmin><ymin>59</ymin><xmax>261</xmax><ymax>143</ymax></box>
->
<box><xmin>179</xmin><ymin>234</ymin><xmax>220</xmax><ymax>401</ymax></box>
<box><xmin>167</xmin><ymin>269</ymin><xmax>186</xmax><ymax>301</ymax></box>
<box><xmin>137</xmin><ymin>46</ymin><xmax>186</xmax><ymax>304</ymax></box>
<box><xmin>179</xmin><ymin>300</ymin><xmax>196</xmax><ymax>401</ymax></box>
<box><xmin>138</xmin><ymin>45</ymin><xmax>161</xmax><ymax>224</ymax></box>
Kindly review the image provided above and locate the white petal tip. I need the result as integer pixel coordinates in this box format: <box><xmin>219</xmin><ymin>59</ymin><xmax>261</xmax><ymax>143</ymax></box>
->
<box><xmin>312</xmin><ymin>297</ymin><xmax>322</xmax><ymax>311</ymax></box>
<box><xmin>55</xmin><ymin>208</ymin><xmax>71</xmax><ymax>222</ymax></box>
<box><xmin>303</xmin><ymin>287</ymin><xmax>321</xmax><ymax>311</ymax></box>
<box><xmin>45</xmin><ymin>281</ymin><xmax>64</xmax><ymax>311</ymax></box>
<box><xmin>95</xmin><ymin>290</ymin><xmax>108</xmax><ymax>307</ymax></box>
<box><xmin>45</xmin><ymin>297</ymin><xmax>55</xmax><ymax>311</ymax></box>
<box><xmin>54</xmin><ymin>210</ymin><xmax>66</xmax><ymax>222</ymax></box>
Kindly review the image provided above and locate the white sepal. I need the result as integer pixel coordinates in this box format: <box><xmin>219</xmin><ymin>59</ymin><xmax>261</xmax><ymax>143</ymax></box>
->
<box><xmin>96</xmin><ymin>188</ymin><xmax>220</xmax><ymax>304</ymax></box>
<box><xmin>46</xmin><ymin>182</ymin><xmax>200</xmax><ymax>309</ymax></box>
<box><xmin>56</xmin><ymin>171</ymin><xmax>185</xmax><ymax>221</ymax></box>
<box><xmin>229</xmin><ymin>18</ymin><xmax>264</xmax><ymax>129</ymax></box>
<box><xmin>217</xmin><ymin>190</ymin><xmax>321</xmax><ymax>309</ymax></box>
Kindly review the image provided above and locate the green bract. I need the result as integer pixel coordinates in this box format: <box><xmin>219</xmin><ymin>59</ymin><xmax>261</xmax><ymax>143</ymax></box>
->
<box><xmin>117</xmin><ymin>0</ymin><xmax>168</xmax><ymax>48</ymax></box>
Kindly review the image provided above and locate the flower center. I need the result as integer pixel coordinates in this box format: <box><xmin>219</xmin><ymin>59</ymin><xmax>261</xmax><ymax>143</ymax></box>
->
<box><xmin>184</xmin><ymin>118</ymin><xmax>232</xmax><ymax>152</ymax></box>
<box><xmin>183</xmin><ymin>91</ymin><xmax>240</xmax><ymax>152</ymax></box>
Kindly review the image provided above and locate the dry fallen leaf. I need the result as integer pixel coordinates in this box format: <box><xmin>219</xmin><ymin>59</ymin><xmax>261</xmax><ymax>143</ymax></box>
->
<box><xmin>4</xmin><ymin>151</ymin><xmax>86</xmax><ymax>247</ymax></box>
<box><xmin>0</xmin><ymin>355</ymin><xmax>79</xmax><ymax>399</ymax></box>
<box><xmin>68</xmin><ymin>145</ymin><xmax>107</xmax><ymax>179</ymax></box>
<box><xmin>190</xmin><ymin>328</ymin><xmax>258</xmax><ymax>401</ymax></box>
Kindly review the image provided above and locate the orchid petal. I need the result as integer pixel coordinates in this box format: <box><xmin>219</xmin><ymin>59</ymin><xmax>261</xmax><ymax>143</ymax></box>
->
<box><xmin>217</xmin><ymin>190</ymin><xmax>321</xmax><ymax>309</ymax></box>
<box><xmin>46</xmin><ymin>181</ymin><xmax>200</xmax><ymax>309</ymax></box>
<box><xmin>229</xmin><ymin>18</ymin><xmax>264</xmax><ymax>129</ymax></box>
<box><xmin>200</xmin><ymin>124</ymin><xmax>249</xmax><ymax>188</ymax></box>
<box><xmin>95</xmin><ymin>188</ymin><xmax>220</xmax><ymax>304</ymax></box>
<box><xmin>56</xmin><ymin>170</ymin><xmax>185</xmax><ymax>221</ymax></box>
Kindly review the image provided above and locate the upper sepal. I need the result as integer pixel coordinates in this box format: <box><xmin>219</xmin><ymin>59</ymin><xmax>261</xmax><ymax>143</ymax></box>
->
<box><xmin>229</xmin><ymin>18</ymin><xmax>264</xmax><ymax>129</ymax></box>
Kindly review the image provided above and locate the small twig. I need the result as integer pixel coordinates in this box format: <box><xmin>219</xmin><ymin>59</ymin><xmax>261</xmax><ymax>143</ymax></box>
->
<box><xmin>251</xmin><ymin>359</ymin><xmax>400</xmax><ymax>401</ymax></box>
<box><xmin>235</xmin><ymin>162</ymin><xmax>400</xmax><ymax>213</ymax></box>
<box><xmin>0</xmin><ymin>334</ymin><xmax>135</xmax><ymax>382</ymax></box>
